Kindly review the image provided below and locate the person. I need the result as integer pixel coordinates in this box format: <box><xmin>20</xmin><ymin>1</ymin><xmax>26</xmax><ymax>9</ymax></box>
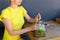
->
<box><xmin>1</xmin><ymin>0</ymin><xmax>41</xmax><ymax>40</ymax></box>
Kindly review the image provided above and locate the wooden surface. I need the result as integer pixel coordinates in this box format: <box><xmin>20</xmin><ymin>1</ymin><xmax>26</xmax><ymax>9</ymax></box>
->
<box><xmin>23</xmin><ymin>21</ymin><xmax>60</xmax><ymax>40</ymax></box>
<box><xmin>48</xmin><ymin>37</ymin><xmax>60</xmax><ymax>40</ymax></box>
<box><xmin>55</xmin><ymin>18</ymin><xmax>60</xmax><ymax>24</ymax></box>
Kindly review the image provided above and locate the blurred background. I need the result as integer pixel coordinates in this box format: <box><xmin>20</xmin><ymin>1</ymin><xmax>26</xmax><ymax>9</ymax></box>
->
<box><xmin>0</xmin><ymin>0</ymin><xmax>60</xmax><ymax>40</ymax></box>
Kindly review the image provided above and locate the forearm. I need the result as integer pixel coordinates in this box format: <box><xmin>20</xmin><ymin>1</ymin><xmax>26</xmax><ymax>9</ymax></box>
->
<box><xmin>28</xmin><ymin>18</ymin><xmax>36</xmax><ymax>23</ymax></box>
<box><xmin>9</xmin><ymin>27</ymin><xmax>33</xmax><ymax>35</ymax></box>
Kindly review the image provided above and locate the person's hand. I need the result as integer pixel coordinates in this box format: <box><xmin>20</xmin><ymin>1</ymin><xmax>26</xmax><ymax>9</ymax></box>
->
<box><xmin>29</xmin><ymin>24</ymin><xmax>41</xmax><ymax>31</ymax></box>
<box><xmin>29</xmin><ymin>24</ymin><xmax>36</xmax><ymax>31</ymax></box>
<box><xmin>35</xmin><ymin>13</ymin><xmax>41</xmax><ymax>22</ymax></box>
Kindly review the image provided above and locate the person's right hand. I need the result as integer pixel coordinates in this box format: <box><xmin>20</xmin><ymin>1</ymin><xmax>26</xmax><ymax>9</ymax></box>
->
<box><xmin>29</xmin><ymin>24</ymin><xmax>36</xmax><ymax>31</ymax></box>
<box><xmin>29</xmin><ymin>24</ymin><xmax>41</xmax><ymax>31</ymax></box>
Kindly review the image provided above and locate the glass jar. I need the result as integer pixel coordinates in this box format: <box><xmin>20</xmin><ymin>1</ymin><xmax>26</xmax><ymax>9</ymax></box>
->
<box><xmin>35</xmin><ymin>21</ymin><xmax>46</xmax><ymax>37</ymax></box>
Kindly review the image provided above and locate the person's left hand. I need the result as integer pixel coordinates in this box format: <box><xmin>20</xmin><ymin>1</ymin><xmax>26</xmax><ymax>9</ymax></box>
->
<box><xmin>35</xmin><ymin>13</ymin><xmax>41</xmax><ymax>22</ymax></box>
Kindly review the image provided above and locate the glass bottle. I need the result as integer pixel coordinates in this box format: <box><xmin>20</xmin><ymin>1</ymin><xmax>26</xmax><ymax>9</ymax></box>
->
<box><xmin>36</xmin><ymin>21</ymin><xmax>46</xmax><ymax>37</ymax></box>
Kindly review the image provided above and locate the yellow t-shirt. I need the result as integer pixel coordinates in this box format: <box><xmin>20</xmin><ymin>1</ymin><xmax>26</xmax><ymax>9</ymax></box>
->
<box><xmin>1</xmin><ymin>6</ymin><xmax>27</xmax><ymax>40</ymax></box>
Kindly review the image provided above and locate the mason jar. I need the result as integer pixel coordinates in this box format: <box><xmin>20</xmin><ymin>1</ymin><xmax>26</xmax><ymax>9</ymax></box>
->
<box><xmin>35</xmin><ymin>21</ymin><xmax>46</xmax><ymax>37</ymax></box>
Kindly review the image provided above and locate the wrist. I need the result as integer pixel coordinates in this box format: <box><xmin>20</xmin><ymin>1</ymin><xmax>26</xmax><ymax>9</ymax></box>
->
<box><xmin>34</xmin><ymin>18</ymin><xmax>38</xmax><ymax>22</ymax></box>
<box><xmin>26</xmin><ymin>27</ymin><xmax>33</xmax><ymax>32</ymax></box>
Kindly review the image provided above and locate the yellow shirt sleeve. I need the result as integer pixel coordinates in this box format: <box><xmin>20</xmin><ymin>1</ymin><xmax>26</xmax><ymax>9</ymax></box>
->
<box><xmin>1</xmin><ymin>9</ymin><xmax>11</xmax><ymax>20</ymax></box>
<box><xmin>21</xmin><ymin>6</ymin><xmax>27</xmax><ymax>16</ymax></box>
<box><xmin>0</xmin><ymin>16</ymin><xmax>2</xmax><ymax>21</ymax></box>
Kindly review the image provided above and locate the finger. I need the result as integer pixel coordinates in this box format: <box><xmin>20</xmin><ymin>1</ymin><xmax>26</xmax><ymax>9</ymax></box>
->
<box><xmin>38</xmin><ymin>13</ymin><xmax>41</xmax><ymax>17</ymax></box>
<box><xmin>37</xmin><ymin>13</ymin><xmax>41</xmax><ymax>20</ymax></box>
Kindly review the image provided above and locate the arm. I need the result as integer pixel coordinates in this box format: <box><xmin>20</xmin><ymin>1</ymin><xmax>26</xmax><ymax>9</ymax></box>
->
<box><xmin>24</xmin><ymin>13</ymin><xmax>41</xmax><ymax>23</ymax></box>
<box><xmin>2</xmin><ymin>18</ymin><xmax>35</xmax><ymax>35</ymax></box>
<box><xmin>24</xmin><ymin>14</ymin><xmax>36</xmax><ymax>23</ymax></box>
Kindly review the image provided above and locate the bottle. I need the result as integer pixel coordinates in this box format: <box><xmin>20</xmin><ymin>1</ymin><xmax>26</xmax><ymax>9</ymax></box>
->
<box><xmin>36</xmin><ymin>21</ymin><xmax>46</xmax><ymax>36</ymax></box>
